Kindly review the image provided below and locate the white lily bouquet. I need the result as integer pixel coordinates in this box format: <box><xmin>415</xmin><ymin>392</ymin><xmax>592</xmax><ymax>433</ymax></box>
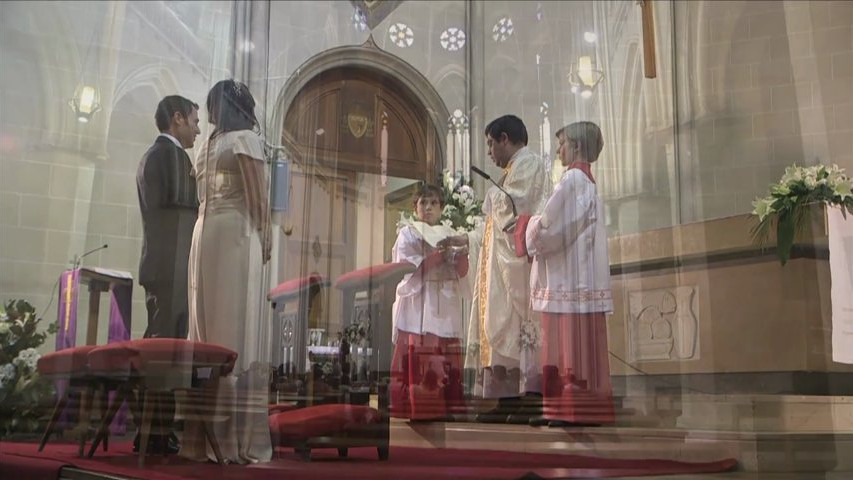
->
<box><xmin>399</xmin><ymin>170</ymin><xmax>485</xmax><ymax>235</ymax></box>
<box><xmin>751</xmin><ymin>164</ymin><xmax>853</xmax><ymax>265</ymax></box>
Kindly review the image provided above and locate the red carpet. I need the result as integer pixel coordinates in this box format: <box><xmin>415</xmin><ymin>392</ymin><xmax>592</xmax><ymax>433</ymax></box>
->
<box><xmin>0</xmin><ymin>440</ymin><xmax>737</xmax><ymax>479</ymax></box>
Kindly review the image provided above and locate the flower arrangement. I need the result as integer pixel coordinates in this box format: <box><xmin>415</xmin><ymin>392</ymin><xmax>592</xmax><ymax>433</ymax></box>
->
<box><xmin>342</xmin><ymin>320</ymin><xmax>370</xmax><ymax>346</ymax></box>
<box><xmin>0</xmin><ymin>299</ymin><xmax>58</xmax><ymax>437</ymax></box>
<box><xmin>751</xmin><ymin>164</ymin><xmax>853</xmax><ymax>265</ymax></box>
<box><xmin>518</xmin><ymin>318</ymin><xmax>543</xmax><ymax>350</ymax></box>
<box><xmin>308</xmin><ymin>353</ymin><xmax>341</xmax><ymax>389</ymax></box>
<box><xmin>400</xmin><ymin>170</ymin><xmax>485</xmax><ymax>234</ymax></box>
<box><xmin>439</xmin><ymin>170</ymin><xmax>485</xmax><ymax>234</ymax></box>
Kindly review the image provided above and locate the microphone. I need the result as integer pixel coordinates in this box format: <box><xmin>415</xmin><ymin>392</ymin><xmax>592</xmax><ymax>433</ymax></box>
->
<box><xmin>470</xmin><ymin>165</ymin><xmax>518</xmax><ymax>232</ymax></box>
<box><xmin>73</xmin><ymin>244</ymin><xmax>108</xmax><ymax>269</ymax></box>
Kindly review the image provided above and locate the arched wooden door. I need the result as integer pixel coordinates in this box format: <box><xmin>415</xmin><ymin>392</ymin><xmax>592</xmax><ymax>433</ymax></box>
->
<box><xmin>278</xmin><ymin>66</ymin><xmax>444</xmax><ymax>334</ymax></box>
<box><xmin>282</xmin><ymin>66</ymin><xmax>441</xmax><ymax>180</ymax></box>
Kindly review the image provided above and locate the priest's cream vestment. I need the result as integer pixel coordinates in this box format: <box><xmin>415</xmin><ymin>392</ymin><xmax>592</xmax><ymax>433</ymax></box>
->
<box><xmin>466</xmin><ymin>147</ymin><xmax>551</xmax><ymax>398</ymax></box>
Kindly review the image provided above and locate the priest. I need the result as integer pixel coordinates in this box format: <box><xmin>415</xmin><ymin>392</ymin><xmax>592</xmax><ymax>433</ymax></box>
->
<box><xmin>440</xmin><ymin>115</ymin><xmax>551</xmax><ymax>423</ymax></box>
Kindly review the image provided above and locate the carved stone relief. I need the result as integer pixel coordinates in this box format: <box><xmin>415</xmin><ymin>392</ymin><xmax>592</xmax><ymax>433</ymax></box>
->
<box><xmin>627</xmin><ymin>286</ymin><xmax>699</xmax><ymax>362</ymax></box>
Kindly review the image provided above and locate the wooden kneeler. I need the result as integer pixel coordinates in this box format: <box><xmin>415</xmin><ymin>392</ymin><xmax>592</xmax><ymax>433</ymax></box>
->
<box><xmin>36</xmin><ymin>345</ymin><xmax>100</xmax><ymax>457</ymax></box>
<box><xmin>85</xmin><ymin>339</ymin><xmax>237</xmax><ymax>467</ymax></box>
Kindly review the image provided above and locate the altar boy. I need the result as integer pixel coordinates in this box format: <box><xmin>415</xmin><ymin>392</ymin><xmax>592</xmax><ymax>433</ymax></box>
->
<box><xmin>514</xmin><ymin>121</ymin><xmax>615</xmax><ymax>427</ymax></box>
<box><xmin>390</xmin><ymin>184</ymin><xmax>469</xmax><ymax>420</ymax></box>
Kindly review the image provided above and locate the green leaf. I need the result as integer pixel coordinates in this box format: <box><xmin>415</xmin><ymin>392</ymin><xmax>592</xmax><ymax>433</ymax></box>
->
<box><xmin>777</xmin><ymin>210</ymin><xmax>796</xmax><ymax>266</ymax></box>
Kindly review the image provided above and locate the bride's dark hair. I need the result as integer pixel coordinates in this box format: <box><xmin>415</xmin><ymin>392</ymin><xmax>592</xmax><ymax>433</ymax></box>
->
<box><xmin>206</xmin><ymin>79</ymin><xmax>258</xmax><ymax>134</ymax></box>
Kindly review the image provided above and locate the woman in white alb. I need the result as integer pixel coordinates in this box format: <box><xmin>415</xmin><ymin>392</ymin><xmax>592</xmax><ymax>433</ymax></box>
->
<box><xmin>182</xmin><ymin>79</ymin><xmax>272</xmax><ymax>463</ymax></box>
<box><xmin>514</xmin><ymin>121</ymin><xmax>614</xmax><ymax>427</ymax></box>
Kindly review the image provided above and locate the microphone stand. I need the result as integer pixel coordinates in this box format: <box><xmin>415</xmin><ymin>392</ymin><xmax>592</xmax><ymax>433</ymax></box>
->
<box><xmin>73</xmin><ymin>244</ymin><xmax>109</xmax><ymax>269</ymax></box>
<box><xmin>470</xmin><ymin>165</ymin><xmax>518</xmax><ymax>232</ymax></box>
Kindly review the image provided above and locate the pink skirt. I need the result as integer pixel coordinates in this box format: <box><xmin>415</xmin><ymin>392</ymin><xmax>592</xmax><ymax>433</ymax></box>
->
<box><xmin>540</xmin><ymin>312</ymin><xmax>614</xmax><ymax>424</ymax></box>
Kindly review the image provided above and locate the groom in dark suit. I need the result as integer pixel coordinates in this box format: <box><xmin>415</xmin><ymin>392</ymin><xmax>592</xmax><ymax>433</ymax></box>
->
<box><xmin>136</xmin><ymin>95</ymin><xmax>200</xmax><ymax>453</ymax></box>
<box><xmin>138</xmin><ymin>95</ymin><xmax>200</xmax><ymax>339</ymax></box>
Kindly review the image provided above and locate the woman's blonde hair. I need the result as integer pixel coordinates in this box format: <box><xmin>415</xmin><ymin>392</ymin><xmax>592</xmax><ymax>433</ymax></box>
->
<box><xmin>556</xmin><ymin>121</ymin><xmax>603</xmax><ymax>163</ymax></box>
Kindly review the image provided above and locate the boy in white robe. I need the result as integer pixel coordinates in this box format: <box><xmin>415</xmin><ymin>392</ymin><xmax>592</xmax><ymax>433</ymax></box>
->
<box><xmin>390</xmin><ymin>184</ymin><xmax>469</xmax><ymax>420</ymax></box>
<box><xmin>514</xmin><ymin>121</ymin><xmax>615</xmax><ymax>427</ymax></box>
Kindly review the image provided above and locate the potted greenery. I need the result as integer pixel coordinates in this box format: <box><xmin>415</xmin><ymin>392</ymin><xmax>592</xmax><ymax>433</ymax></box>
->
<box><xmin>751</xmin><ymin>164</ymin><xmax>853</xmax><ymax>265</ymax></box>
<box><xmin>0</xmin><ymin>299</ymin><xmax>58</xmax><ymax>438</ymax></box>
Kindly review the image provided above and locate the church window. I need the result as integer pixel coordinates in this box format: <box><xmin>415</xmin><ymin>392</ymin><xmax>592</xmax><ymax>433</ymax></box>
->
<box><xmin>492</xmin><ymin>16</ymin><xmax>514</xmax><ymax>42</ymax></box>
<box><xmin>388</xmin><ymin>23</ymin><xmax>414</xmax><ymax>48</ymax></box>
<box><xmin>440</xmin><ymin>27</ymin><xmax>466</xmax><ymax>52</ymax></box>
<box><xmin>351</xmin><ymin>7</ymin><xmax>367</xmax><ymax>32</ymax></box>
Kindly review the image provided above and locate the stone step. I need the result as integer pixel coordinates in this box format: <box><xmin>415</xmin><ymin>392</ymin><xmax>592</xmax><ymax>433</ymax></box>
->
<box><xmin>612</xmin><ymin>394</ymin><xmax>853</xmax><ymax>433</ymax></box>
<box><xmin>389</xmin><ymin>420</ymin><xmax>853</xmax><ymax>473</ymax></box>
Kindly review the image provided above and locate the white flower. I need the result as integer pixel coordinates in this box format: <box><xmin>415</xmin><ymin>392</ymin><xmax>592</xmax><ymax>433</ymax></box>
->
<box><xmin>826</xmin><ymin>169</ymin><xmax>853</xmax><ymax>200</ymax></box>
<box><xmin>752</xmin><ymin>196</ymin><xmax>775</xmax><ymax>222</ymax></box>
<box><xmin>459</xmin><ymin>185</ymin><xmax>474</xmax><ymax>196</ymax></box>
<box><xmin>0</xmin><ymin>363</ymin><xmax>16</xmax><ymax>389</ymax></box>
<box><xmin>781</xmin><ymin>165</ymin><xmax>804</xmax><ymax>186</ymax></box>
<box><xmin>466</xmin><ymin>215</ymin><xmax>475</xmax><ymax>225</ymax></box>
<box><xmin>0</xmin><ymin>322</ymin><xmax>10</xmax><ymax>335</ymax></box>
<box><xmin>834</xmin><ymin>178</ymin><xmax>853</xmax><ymax>200</ymax></box>
<box><xmin>13</xmin><ymin>347</ymin><xmax>40</xmax><ymax>373</ymax></box>
<box><xmin>442</xmin><ymin>204</ymin><xmax>457</xmax><ymax>215</ymax></box>
<box><xmin>519</xmin><ymin>319</ymin><xmax>542</xmax><ymax>349</ymax></box>
<box><xmin>805</xmin><ymin>175</ymin><xmax>818</xmax><ymax>189</ymax></box>
<box><xmin>441</xmin><ymin>218</ymin><xmax>453</xmax><ymax>229</ymax></box>
<box><xmin>443</xmin><ymin>170</ymin><xmax>462</xmax><ymax>191</ymax></box>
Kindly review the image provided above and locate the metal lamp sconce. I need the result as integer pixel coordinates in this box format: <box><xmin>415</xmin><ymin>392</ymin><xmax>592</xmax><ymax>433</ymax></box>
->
<box><xmin>568</xmin><ymin>56</ymin><xmax>604</xmax><ymax>99</ymax></box>
<box><xmin>68</xmin><ymin>84</ymin><xmax>102</xmax><ymax>123</ymax></box>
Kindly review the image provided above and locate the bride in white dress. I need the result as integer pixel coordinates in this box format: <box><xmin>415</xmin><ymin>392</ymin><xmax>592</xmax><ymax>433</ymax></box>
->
<box><xmin>182</xmin><ymin>79</ymin><xmax>273</xmax><ymax>464</ymax></box>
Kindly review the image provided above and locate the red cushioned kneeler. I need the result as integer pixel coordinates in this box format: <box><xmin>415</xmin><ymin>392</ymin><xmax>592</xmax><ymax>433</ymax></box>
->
<box><xmin>38</xmin><ymin>345</ymin><xmax>98</xmax><ymax>375</ymax></box>
<box><xmin>268</xmin><ymin>402</ymin><xmax>299</xmax><ymax>415</ymax></box>
<box><xmin>269</xmin><ymin>274</ymin><xmax>329</xmax><ymax>403</ymax></box>
<box><xmin>84</xmin><ymin>339</ymin><xmax>238</xmax><ymax>467</ymax></box>
<box><xmin>269</xmin><ymin>403</ymin><xmax>388</xmax><ymax>461</ymax></box>
<box><xmin>334</xmin><ymin>262</ymin><xmax>416</xmax><ymax>289</ymax></box>
<box><xmin>334</xmin><ymin>262</ymin><xmax>415</xmax><ymax>382</ymax></box>
<box><xmin>36</xmin><ymin>345</ymin><xmax>101</xmax><ymax>456</ymax></box>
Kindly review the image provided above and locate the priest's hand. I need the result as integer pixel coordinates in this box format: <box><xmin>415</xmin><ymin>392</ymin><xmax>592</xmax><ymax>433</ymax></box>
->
<box><xmin>438</xmin><ymin>235</ymin><xmax>468</xmax><ymax>249</ymax></box>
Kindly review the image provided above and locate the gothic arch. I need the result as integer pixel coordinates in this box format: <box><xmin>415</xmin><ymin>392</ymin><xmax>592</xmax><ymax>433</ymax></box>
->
<box><xmin>112</xmin><ymin>64</ymin><xmax>180</xmax><ymax>109</ymax></box>
<box><xmin>271</xmin><ymin>35</ymin><xmax>450</xmax><ymax>175</ymax></box>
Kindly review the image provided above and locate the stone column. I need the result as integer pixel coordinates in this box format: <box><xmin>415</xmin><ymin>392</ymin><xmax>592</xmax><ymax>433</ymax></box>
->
<box><xmin>466</xmin><ymin>0</ymin><xmax>486</xmax><ymax>194</ymax></box>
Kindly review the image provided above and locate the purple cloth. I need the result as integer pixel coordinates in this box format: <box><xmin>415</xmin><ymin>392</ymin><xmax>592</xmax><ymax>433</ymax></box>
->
<box><xmin>55</xmin><ymin>269</ymin><xmax>81</xmax><ymax>351</ymax></box>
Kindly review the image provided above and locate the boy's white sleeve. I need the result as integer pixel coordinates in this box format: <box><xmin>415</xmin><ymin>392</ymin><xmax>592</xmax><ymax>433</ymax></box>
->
<box><xmin>392</xmin><ymin>227</ymin><xmax>425</xmax><ymax>298</ymax></box>
<box><xmin>392</xmin><ymin>227</ymin><xmax>424</xmax><ymax>267</ymax></box>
